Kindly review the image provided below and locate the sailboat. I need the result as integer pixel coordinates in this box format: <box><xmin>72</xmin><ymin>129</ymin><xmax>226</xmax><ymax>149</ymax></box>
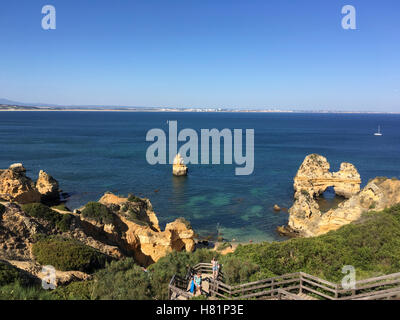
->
<box><xmin>374</xmin><ymin>126</ymin><xmax>383</xmax><ymax>136</ymax></box>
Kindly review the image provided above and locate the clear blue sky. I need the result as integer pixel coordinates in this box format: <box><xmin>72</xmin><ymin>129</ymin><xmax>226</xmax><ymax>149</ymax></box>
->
<box><xmin>0</xmin><ymin>0</ymin><xmax>399</xmax><ymax>111</ymax></box>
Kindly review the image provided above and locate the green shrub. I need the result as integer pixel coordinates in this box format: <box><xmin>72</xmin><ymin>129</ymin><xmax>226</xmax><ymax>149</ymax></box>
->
<box><xmin>127</xmin><ymin>194</ymin><xmax>142</xmax><ymax>202</ymax></box>
<box><xmin>32</xmin><ymin>237</ymin><xmax>110</xmax><ymax>273</ymax></box>
<box><xmin>81</xmin><ymin>202</ymin><xmax>113</xmax><ymax>224</ymax></box>
<box><xmin>22</xmin><ymin>203</ymin><xmax>60</xmax><ymax>225</ymax></box>
<box><xmin>22</xmin><ymin>203</ymin><xmax>72</xmax><ymax>232</ymax></box>
<box><xmin>0</xmin><ymin>282</ymin><xmax>55</xmax><ymax>300</ymax></box>
<box><xmin>0</xmin><ymin>262</ymin><xmax>24</xmax><ymax>286</ymax></box>
<box><xmin>56</xmin><ymin>214</ymin><xmax>74</xmax><ymax>232</ymax></box>
<box><xmin>219</xmin><ymin>256</ymin><xmax>271</xmax><ymax>285</ymax></box>
<box><xmin>53</xmin><ymin>280</ymin><xmax>94</xmax><ymax>300</ymax></box>
<box><xmin>52</xmin><ymin>204</ymin><xmax>71</xmax><ymax>212</ymax></box>
<box><xmin>92</xmin><ymin>258</ymin><xmax>152</xmax><ymax>300</ymax></box>
<box><xmin>126</xmin><ymin>209</ymin><xmax>149</xmax><ymax>226</ymax></box>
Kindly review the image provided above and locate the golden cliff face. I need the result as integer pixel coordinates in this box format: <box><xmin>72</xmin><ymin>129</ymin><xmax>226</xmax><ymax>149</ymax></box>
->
<box><xmin>0</xmin><ymin>164</ymin><xmax>60</xmax><ymax>204</ymax></box>
<box><xmin>0</xmin><ymin>164</ymin><xmax>41</xmax><ymax>204</ymax></box>
<box><xmin>96</xmin><ymin>193</ymin><xmax>195</xmax><ymax>265</ymax></box>
<box><xmin>287</xmin><ymin>154</ymin><xmax>400</xmax><ymax>237</ymax></box>
<box><xmin>36</xmin><ymin>170</ymin><xmax>60</xmax><ymax>202</ymax></box>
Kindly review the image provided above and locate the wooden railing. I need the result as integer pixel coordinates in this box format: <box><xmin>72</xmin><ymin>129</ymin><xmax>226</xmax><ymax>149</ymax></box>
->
<box><xmin>168</xmin><ymin>274</ymin><xmax>192</xmax><ymax>300</ymax></box>
<box><xmin>169</xmin><ymin>264</ymin><xmax>400</xmax><ymax>300</ymax></box>
<box><xmin>192</xmin><ymin>263</ymin><xmax>225</xmax><ymax>282</ymax></box>
<box><xmin>208</xmin><ymin>272</ymin><xmax>301</xmax><ymax>300</ymax></box>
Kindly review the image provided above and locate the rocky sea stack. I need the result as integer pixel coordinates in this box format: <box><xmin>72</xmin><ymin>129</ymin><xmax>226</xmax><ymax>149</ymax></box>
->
<box><xmin>172</xmin><ymin>153</ymin><xmax>188</xmax><ymax>176</ymax></box>
<box><xmin>286</xmin><ymin>154</ymin><xmax>400</xmax><ymax>237</ymax></box>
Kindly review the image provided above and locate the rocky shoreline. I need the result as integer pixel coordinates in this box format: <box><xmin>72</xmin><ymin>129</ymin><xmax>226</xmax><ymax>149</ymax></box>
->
<box><xmin>279</xmin><ymin>154</ymin><xmax>400</xmax><ymax>237</ymax></box>
<box><xmin>0</xmin><ymin>163</ymin><xmax>195</xmax><ymax>285</ymax></box>
<box><xmin>1</xmin><ymin>156</ymin><xmax>400</xmax><ymax>287</ymax></box>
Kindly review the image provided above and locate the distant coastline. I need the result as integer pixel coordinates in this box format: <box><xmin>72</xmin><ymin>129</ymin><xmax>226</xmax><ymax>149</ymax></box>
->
<box><xmin>1</xmin><ymin>104</ymin><xmax>399</xmax><ymax>114</ymax></box>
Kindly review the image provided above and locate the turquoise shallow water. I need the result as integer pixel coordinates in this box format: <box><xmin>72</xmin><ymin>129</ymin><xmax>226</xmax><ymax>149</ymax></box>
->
<box><xmin>0</xmin><ymin>111</ymin><xmax>399</xmax><ymax>242</ymax></box>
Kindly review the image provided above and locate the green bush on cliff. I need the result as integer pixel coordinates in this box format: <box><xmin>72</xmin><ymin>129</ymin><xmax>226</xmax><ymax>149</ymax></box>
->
<box><xmin>22</xmin><ymin>203</ymin><xmax>60</xmax><ymax>225</ymax></box>
<box><xmin>0</xmin><ymin>262</ymin><xmax>50</xmax><ymax>300</ymax></box>
<box><xmin>92</xmin><ymin>258</ymin><xmax>152</xmax><ymax>300</ymax></box>
<box><xmin>0</xmin><ymin>282</ymin><xmax>55</xmax><ymax>300</ymax></box>
<box><xmin>56</xmin><ymin>214</ymin><xmax>74</xmax><ymax>232</ymax></box>
<box><xmin>0</xmin><ymin>262</ymin><xmax>25</xmax><ymax>286</ymax></box>
<box><xmin>125</xmin><ymin>209</ymin><xmax>149</xmax><ymax>226</ymax></box>
<box><xmin>52</xmin><ymin>203</ymin><xmax>71</xmax><ymax>212</ymax></box>
<box><xmin>219</xmin><ymin>256</ymin><xmax>273</xmax><ymax>285</ymax></box>
<box><xmin>127</xmin><ymin>194</ymin><xmax>141</xmax><ymax>203</ymax></box>
<box><xmin>81</xmin><ymin>202</ymin><xmax>113</xmax><ymax>224</ymax></box>
<box><xmin>53</xmin><ymin>280</ymin><xmax>95</xmax><ymax>300</ymax></box>
<box><xmin>230</xmin><ymin>204</ymin><xmax>400</xmax><ymax>282</ymax></box>
<box><xmin>32</xmin><ymin>237</ymin><xmax>110</xmax><ymax>273</ymax></box>
<box><xmin>22</xmin><ymin>203</ymin><xmax>72</xmax><ymax>232</ymax></box>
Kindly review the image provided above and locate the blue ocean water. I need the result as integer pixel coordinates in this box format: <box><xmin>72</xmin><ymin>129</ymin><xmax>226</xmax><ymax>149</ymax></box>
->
<box><xmin>0</xmin><ymin>111</ymin><xmax>399</xmax><ymax>242</ymax></box>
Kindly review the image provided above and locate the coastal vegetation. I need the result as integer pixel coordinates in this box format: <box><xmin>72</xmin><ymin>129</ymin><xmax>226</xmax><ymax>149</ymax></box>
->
<box><xmin>32</xmin><ymin>237</ymin><xmax>110</xmax><ymax>272</ymax></box>
<box><xmin>216</xmin><ymin>242</ymin><xmax>232</xmax><ymax>251</ymax></box>
<box><xmin>231</xmin><ymin>204</ymin><xmax>400</xmax><ymax>282</ymax></box>
<box><xmin>2</xmin><ymin>204</ymin><xmax>400</xmax><ymax>299</ymax></box>
<box><xmin>81</xmin><ymin>202</ymin><xmax>114</xmax><ymax>224</ymax></box>
<box><xmin>2</xmin><ymin>161</ymin><xmax>400</xmax><ymax>300</ymax></box>
<box><xmin>0</xmin><ymin>262</ymin><xmax>53</xmax><ymax>300</ymax></box>
<box><xmin>0</xmin><ymin>262</ymin><xmax>27</xmax><ymax>286</ymax></box>
<box><xmin>52</xmin><ymin>203</ymin><xmax>71</xmax><ymax>212</ymax></box>
<box><xmin>22</xmin><ymin>203</ymin><xmax>72</xmax><ymax>232</ymax></box>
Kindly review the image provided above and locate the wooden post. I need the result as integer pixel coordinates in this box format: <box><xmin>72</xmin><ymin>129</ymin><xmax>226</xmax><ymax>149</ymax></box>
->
<box><xmin>334</xmin><ymin>284</ymin><xmax>338</xmax><ymax>299</ymax></box>
<box><xmin>271</xmin><ymin>279</ymin><xmax>275</xmax><ymax>297</ymax></box>
<box><xmin>299</xmin><ymin>274</ymin><xmax>303</xmax><ymax>294</ymax></box>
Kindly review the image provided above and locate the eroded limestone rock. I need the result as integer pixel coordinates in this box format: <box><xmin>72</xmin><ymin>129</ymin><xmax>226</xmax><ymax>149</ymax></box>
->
<box><xmin>287</xmin><ymin>154</ymin><xmax>400</xmax><ymax>237</ymax></box>
<box><xmin>36</xmin><ymin>170</ymin><xmax>60</xmax><ymax>203</ymax></box>
<box><xmin>0</xmin><ymin>165</ymin><xmax>41</xmax><ymax>204</ymax></box>
<box><xmin>94</xmin><ymin>193</ymin><xmax>195</xmax><ymax>265</ymax></box>
<box><xmin>172</xmin><ymin>154</ymin><xmax>188</xmax><ymax>176</ymax></box>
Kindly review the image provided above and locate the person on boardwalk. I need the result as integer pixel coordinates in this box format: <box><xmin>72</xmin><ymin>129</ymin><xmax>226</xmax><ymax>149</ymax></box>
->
<box><xmin>211</xmin><ymin>257</ymin><xmax>220</xmax><ymax>280</ymax></box>
<box><xmin>193</xmin><ymin>271</ymin><xmax>202</xmax><ymax>296</ymax></box>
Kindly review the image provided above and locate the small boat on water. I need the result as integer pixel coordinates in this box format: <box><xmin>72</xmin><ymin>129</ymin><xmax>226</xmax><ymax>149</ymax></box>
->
<box><xmin>374</xmin><ymin>126</ymin><xmax>383</xmax><ymax>136</ymax></box>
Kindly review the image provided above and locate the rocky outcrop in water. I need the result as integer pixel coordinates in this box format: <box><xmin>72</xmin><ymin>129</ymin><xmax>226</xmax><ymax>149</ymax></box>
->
<box><xmin>293</xmin><ymin>154</ymin><xmax>361</xmax><ymax>199</ymax></box>
<box><xmin>287</xmin><ymin>154</ymin><xmax>400</xmax><ymax>237</ymax></box>
<box><xmin>36</xmin><ymin>170</ymin><xmax>60</xmax><ymax>203</ymax></box>
<box><xmin>172</xmin><ymin>154</ymin><xmax>188</xmax><ymax>176</ymax></box>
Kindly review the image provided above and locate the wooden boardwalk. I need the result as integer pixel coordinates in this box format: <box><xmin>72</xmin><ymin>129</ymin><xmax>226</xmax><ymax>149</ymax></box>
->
<box><xmin>171</xmin><ymin>273</ymin><xmax>214</xmax><ymax>300</ymax></box>
<box><xmin>169</xmin><ymin>264</ymin><xmax>400</xmax><ymax>301</ymax></box>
